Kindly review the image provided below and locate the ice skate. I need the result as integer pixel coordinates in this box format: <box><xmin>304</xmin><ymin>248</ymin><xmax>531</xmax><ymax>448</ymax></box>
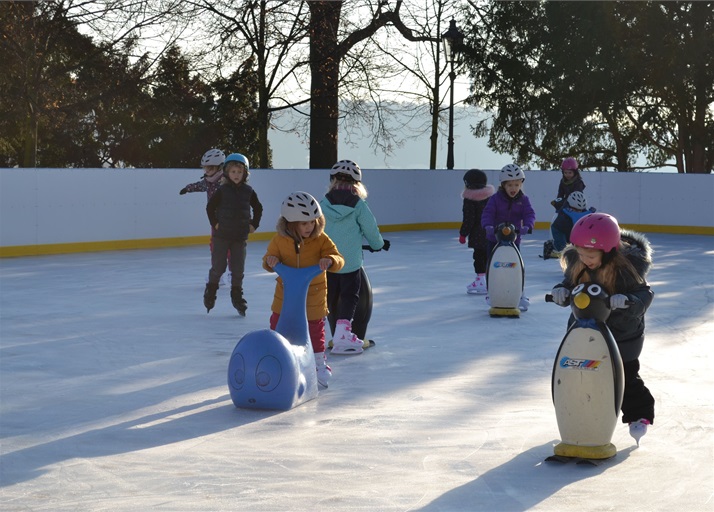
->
<box><xmin>204</xmin><ymin>282</ymin><xmax>219</xmax><ymax>313</ymax></box>
<box><xmin>230</xmin><ymin>287</ymin><xmax>247</xmax><ymax>316</ymax></box>
<box><xmin>518</xmin><ymin>295</ymin><xmax>530</xmax><ymax>311</ymax></box>
<box><xmin>629</xmin><ymin>418</ymin><xmax>651</xmax><ymax>446</ymax></box>
<box><xmin>331</xmin><ymin>319</ymin><xmax>364</xmax><ymax>354</ymax></box>
<box><xmin>467</xmin><ymin>274</ymin><xmax>488</xmax><ymax>295</ymax></box>
<box><xmin>542</xmin><ymin>240</ymin><xmax>554</xmax><ymax>259</ymax></box>
<box><xmin>314</xmin><ymin>352</ymin><xmax>332</xmax><ymax>388</ymax></box>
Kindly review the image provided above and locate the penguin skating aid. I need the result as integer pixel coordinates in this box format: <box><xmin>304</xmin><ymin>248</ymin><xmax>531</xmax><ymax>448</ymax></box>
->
<box><xmin>486</xmin><ymin>223</ymin><xmax>525</xmax><ymax>318</ymax></box>
<box><xmin>545</xmin><ymin>283</ymin><xmax>626</xmax><ymax>462</ymax></box>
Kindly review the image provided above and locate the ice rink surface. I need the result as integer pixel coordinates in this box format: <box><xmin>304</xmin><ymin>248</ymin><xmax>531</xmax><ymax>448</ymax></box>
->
<box><xmin>1</xmin><ymin>230</ymin><xmax>712</xmax><ymax>512</ymax></box>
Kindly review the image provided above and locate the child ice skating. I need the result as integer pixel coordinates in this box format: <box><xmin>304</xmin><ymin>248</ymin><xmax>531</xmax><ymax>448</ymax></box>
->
<box><xmin>263</xmin><ymin>192</ymin><xmax>345</xmax><ymax>388</ymax></box>
<box><xmin>544</xmin><ymin>157</ymin><xmax>588</xmax><ymax>258</ymax></box>
<box><xmin>552</xmin><ymin>157</ymin><xmax>586</xmax><ymax>211</ymax></box>
<box><xmin>180</xmin><ymin>148</ymin><xmax>231</xmax><ymax>282</ymax></box>
<box><xmin>550</xmin><ymin>212</ymin><xmax>655</xmax><ymax>445</ymax></box>
<box><xmin>544</xmin><ymin>191</ymin><xmax>595</xmax><ymax>259</ymax></box>
<box><xmin>179</xmin><ymin>148</ymin><xmax>226</xmax><ymax>199</ymax></box>
<box><xmin>481</xmin><ymin>164</ymin><xmax>536</xmax><ymax>311</ymax></box>
<box><xmin>320</xmin><ymin>160</ymin><xmax>387</xmax><ymax>354</ymax></box>
<box><xmin>204</xmin><ymin>153</ymin><xmax>263</xmax><ymax>315</ymax></box>
<box><xmin>459</xmin><ymin>169</ymin><xmax>496</xmax><ymax>294</ymax></box>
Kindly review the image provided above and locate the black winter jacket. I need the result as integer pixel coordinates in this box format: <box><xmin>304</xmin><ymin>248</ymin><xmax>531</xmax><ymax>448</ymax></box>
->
<box><xmin>206</xmin><ymin>181</ymin><xmax>263</xmax><ymax>241</ymax></box>
<box><xmin>555</xmin><ymin>229</ymin><xmax>654</xmax><ymax>362</ymax></box>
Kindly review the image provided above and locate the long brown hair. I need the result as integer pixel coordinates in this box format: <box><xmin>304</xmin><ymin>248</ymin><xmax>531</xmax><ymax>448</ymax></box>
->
<box><xmin>562</xmin><ymin>245</ymin><xmax>645</xmax><ymax>295</ymax></box>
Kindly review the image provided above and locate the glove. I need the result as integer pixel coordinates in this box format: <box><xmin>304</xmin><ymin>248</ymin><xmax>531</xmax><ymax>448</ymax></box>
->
<box><xmin>551</xmin><ymin>287</ymin><xmax>570</xmax><ymax>306</ymax></box>
<box><xmin>459</xmin><ymin>235</ymin><xmax>466</xmax><ymax>244</ymax></box>
<box><xmin>526</xmin><ymin>226</ymin><xmax>533</xmax><ymax>235</ymax></box>
<box><xmin>381</xmin><ymin>239</ymin><xmax>391</xmax><ymax>251</ymax></box>
<box><xmin>179</xmin><ymin>188</ymin><xmax>188</xmax><ymax>195</ymax></box>
<box><xmin>610</xmin><ymin>294</ymin><xmax>630</xmax><ymax>309</ymax></box>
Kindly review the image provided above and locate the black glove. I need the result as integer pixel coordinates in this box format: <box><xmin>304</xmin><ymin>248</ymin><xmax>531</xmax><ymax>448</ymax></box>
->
<box><xmin>381</xmin><ymin>239</ymin><xmax>390</xmax><ymax>251</ymax></box>
<box><xmin>179</xmin><ymin>188</ymin><xmax>188</xmax><ymax>195</ymax></box>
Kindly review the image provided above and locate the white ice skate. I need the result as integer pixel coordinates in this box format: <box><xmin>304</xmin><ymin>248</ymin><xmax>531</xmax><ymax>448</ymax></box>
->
<box><xmin>518</xmin><ymin>295</ymin><xmax>530</xmax><ymax>312</ymax></box>
<box><xmin>331</xmin><ymin>319</ymin><xmax>364</xmax><ymax>355</ymax></box>
<box><xmin>467</xmin><ymin>274</ymin><xmax>488</xmax><ymax>295</ymax></box>
<box><xmin>314</xmin><ymin>352</ymin><xmax>332</xmax><ymax>388</ymax></box>
<box><xmin>629</xmin><ymin>418</ymin><xmax>650</xmax><ymax>446</ymax></box>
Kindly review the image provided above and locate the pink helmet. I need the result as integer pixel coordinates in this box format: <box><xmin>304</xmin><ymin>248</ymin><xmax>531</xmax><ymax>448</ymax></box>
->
<box><xmin>561</xmin><ymin>157</ymin><xmax>578</xmax><ymax>171</ymax></box>
<box><xmin>570</xmin><ymin>213</ymin><xmax>620</xmax><ymax>252</ymax></box>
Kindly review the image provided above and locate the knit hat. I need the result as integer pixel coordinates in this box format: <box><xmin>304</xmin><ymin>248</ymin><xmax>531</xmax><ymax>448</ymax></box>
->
<box><xmin>463</xmin><ymin>169</ymin><xmax>488</xmax><ymax>190</ymax></box>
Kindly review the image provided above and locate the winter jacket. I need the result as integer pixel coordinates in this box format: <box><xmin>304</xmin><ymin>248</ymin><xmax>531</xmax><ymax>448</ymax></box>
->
<box><xmin>262</xmin><ymin>218</ymin><xmax>345</xmax><ymax>321</ymax></box>
<box><xmin>553</xmin><ymin>176</ymin><xmax>586</xmax><ymax>211</ymax></box>
<box><xmin>459</xmin><ymin>185</ymin><xmax>496</xmax><ymax>250</ymax></box>
<box><xmin>551</xmin><ymin>207</ymin><xmax>593</xmax><ymax>239</ymax></box>
<box><xmin>320</xmin><ymin>189</ymin><xmax>384</xmax><ymax>274</ymax></box>
<box><xmin>206</xmin><ymin>181</ymin><xmax>262</xmax><ymax>241</ymax></box>
<box><xmin>481</xmin><ymin>189</ymin><xmax>536</xmax><ymax>245</ymax></box>
<box><xmin>555</xmin><ymin>229</ymin><xmax>654</xmax><ymax>362</ymax></box>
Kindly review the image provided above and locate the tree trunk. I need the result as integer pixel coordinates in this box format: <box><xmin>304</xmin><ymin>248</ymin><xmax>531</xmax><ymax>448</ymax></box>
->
<box><xmin>308</xmin><ymin>1</ymin><xmax>341</xmax><ymax>169</ymax></box>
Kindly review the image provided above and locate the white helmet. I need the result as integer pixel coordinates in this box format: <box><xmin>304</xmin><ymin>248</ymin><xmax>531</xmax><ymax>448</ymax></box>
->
<box><xmin>330</xmin><ymin>159</ymin><xmax>362</xmax><ymax>182</ymax></box>
<box><xmin>201</xmin><ymin>148</ymin><xmax>225</xmax><ymax>167</ymax></box>
<box><xmin>567</xmin><ymin>191</ymin><xmax>588</xmax><ymax>210</ymax></box>
<box><xmin>499</xmin><ymin>164</ymin><xmax>525</xmax><ymax>182</ymax></box>
<box><xmin>281</xmin><ymin>191</ymin><xmax>322</xmax><ymax>222</ymax></box>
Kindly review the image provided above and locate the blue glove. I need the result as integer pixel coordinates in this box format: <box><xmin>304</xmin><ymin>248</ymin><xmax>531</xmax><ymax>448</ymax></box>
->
<box><xmin>610</xmin><ymin>294</ymin><xmax>630</xmax><ymax>309</ymax></box>
<box><xmin>551</xmin><ymin>287</ymin><xmax>570</xmax><ymax>306</ymax></box>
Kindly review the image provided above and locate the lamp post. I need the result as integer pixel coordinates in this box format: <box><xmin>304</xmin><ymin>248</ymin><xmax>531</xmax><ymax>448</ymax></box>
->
<box><xmin>441</xmin><ymin>19</ymin><xmax>464</xmax><ymax>170</ymax></box>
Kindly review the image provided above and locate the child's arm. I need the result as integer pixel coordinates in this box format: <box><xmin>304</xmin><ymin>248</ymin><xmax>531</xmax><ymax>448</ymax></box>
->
<box><xmin>262</xmin><ymin>238</ymin><xmax>281</xmax><ymax>272</ymax></box>
<box><xmin>356</xmin><ymin>202</ymin><xmax>385</xmax><ymax>251</ymax></box>
<box><xmin>206</xmin><ymin>190</ymin><xmax>221</xmax><ymax>229</ymax></box>
<box><xmin>481</xmin><ymin>195</ymin><xmax>497</xmax><ymax>242</ymax></box>
<box><xmin>180</xmin><ymin>179</ymin><xmax>208</xmax><ymax>195</ymax></box>
<box><xmin>521</xmin><ymin>196</ymin><xmax>536</xmax><ymax>233</ymax></box>
<box><xmin>249</xmin><ymin>190</ymin><xmax>263</xmax><ymax>234</ymax></box>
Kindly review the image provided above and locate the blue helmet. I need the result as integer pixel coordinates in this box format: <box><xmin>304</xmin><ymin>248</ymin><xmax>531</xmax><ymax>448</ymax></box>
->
<box><xmin>224</xmin><ymin>153</ymin><xmax>249</xmax><ymax>171</ymax></box>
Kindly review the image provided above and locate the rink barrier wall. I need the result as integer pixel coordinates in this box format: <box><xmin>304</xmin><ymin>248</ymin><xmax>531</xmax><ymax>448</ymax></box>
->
<box><xmin>1</xmin><ymin>168</ymin><xmax>712</xmax><ymax>257</ymax></box>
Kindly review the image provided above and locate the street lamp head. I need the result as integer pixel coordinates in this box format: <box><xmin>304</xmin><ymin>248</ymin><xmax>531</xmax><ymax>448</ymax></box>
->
<box><xmin>441</xmin><ymin>19</ymin><xmax>465</xmax><ymax>64</ymax></box>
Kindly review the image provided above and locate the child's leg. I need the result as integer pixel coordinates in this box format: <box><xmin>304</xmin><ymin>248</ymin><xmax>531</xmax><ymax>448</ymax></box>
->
<box><xmin>208</xmin><ymin>237</ymin><xmax>230</xmax><ymax>284</ymax></box>
<box><xmin>473</xmin><ymin>247</ymin><xmax>488</xmax><ymax>274</ymax></box>
<box><xmin>308</xmin><ymin>318</ymin><xmax>326</xmax><ymax>354</ymax></box>
<box><xmin>269</xmin><ymin>312</ymin><xmax>280</xmax><ymax>330</ymax></box>
<box><xmin>326</xmin><ymin>273</ymin><xmax>341</xmax><ymax>336</ymax></box>
<box><xmin>335</xmin><ymin>270</ymin><xmax>361</xmax><ymax>321</ymax></box>
<box><xmin>228</xmin><ymin>240</ymin><xmax>246</xmax><ymax>288</ymax></box>
<box><xmin>551</xmin><ymin>226</ymin><xmax>568</xmax><ymax>252</ymax></box>
<box><xmin>621</xmin><ymin>359</ymin><xmax>655</xmax><ymax>424</ymax></box>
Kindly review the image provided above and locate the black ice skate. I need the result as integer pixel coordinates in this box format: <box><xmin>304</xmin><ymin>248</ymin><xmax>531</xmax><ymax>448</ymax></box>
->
<box><xmin>204</xmin><ymin>282</ymin><xmax>219</xmax><ymax>313</ymax></box>
<box><xmin>231</xmin><ymin>287</ymin><xmax>247</xmax><ymax>316</ymax></box>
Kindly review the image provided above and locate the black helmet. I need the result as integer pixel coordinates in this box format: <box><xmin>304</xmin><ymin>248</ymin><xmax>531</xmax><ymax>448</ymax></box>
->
<box><xmin>464</xmin><ymin>169</ymin><xmax>487</xmax><ymax>189</ymax></box>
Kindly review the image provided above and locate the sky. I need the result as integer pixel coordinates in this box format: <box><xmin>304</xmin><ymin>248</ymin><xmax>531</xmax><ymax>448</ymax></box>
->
<box><xmin>1</xmin><ymin>229</ymin><xmax>712</xmax><ymax>511</ymax></box>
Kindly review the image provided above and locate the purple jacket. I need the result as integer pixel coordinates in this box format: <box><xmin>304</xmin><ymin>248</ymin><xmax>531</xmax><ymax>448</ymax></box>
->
<box><xmin>481</xmin><ymin>189</ymin><xmax>536</xmax><ymax>245</ymax></box>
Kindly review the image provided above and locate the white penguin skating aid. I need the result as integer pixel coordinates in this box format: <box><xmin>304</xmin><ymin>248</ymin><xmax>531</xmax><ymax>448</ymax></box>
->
<box><xmin>486</xmin><ymin>223</ymin><xmax>526</xmax><ymax>318</ymax></box>
<box><xmin>545</xmin><ymin>283</ymin><xmax>627</xmax><ymax>464</ymax></box>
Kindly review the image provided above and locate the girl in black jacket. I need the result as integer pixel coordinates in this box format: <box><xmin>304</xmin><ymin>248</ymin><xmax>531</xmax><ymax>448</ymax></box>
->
<box><xmin>550</xmin><ymin>212</ymin><xmax>655</xmax><ymax>445</ymax></box>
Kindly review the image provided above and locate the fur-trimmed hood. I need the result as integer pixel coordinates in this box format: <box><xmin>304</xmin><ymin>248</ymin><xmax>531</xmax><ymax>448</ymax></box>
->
<box><xmin>462</xmin><ymin>184</ymin><xmax>496</xmax><ymax>202</ymax></box>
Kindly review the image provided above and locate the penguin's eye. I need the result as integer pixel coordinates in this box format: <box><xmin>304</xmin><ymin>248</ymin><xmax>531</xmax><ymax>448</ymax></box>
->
<box><xmin>255</xmin><ymin>356</ymin><xmax>282</xmax><ymax>392</ymax></box>
<box><xmin>587</xmin><ymin>284</ymin><xmax>602</xmax><ymax>296</ymax></box>
<box><xmin>572</xmin><ymin>283</ymin><xmax>585</xmax><ymax>294</ymax></box>
<box><xmin>229</xmin><ymin>353</ymin><xmax>245</xmax><ymax>391</ymax></box>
